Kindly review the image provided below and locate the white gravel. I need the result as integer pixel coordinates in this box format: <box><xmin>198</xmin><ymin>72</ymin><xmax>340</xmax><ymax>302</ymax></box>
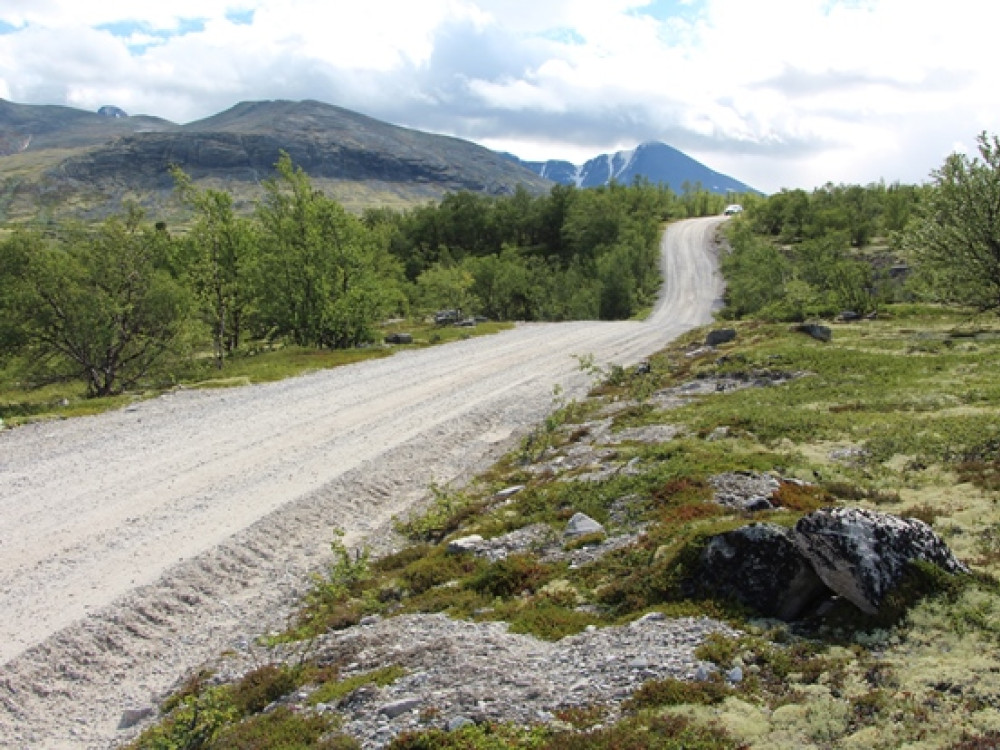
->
<box><xmin>0</xmin><ymin>216</ymin><xmax>724</xmax><ymax>748</ymax></box>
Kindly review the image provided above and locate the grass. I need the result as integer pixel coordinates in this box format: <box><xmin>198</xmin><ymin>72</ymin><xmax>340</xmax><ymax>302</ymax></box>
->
<box><xmin>121</xmin><ymin>303</ymin><xmax>1000</xmax><ymax>747</ymax></box>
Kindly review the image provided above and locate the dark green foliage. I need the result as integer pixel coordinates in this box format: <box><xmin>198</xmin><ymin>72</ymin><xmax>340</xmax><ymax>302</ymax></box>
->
<box><xmin>622</xmin><ymin>675</ymin><xmax>733</xmax><ymax>711</ymax></box>
<box><xmin>4</xmin><ymin>210</ymin><xmax>192</xmax><ymax>396</ymax></box>
<box><xmin>400</xmin><ymin>549</ymin><xmax>482</xmax><ymax>594</ymax></box>
<box><xmin>387</xmin><ymin>722</ymin><xmax>550</xmax><ymax>749</ymax></box>
<box><xmin>229</xmin><ymin>664</ymin><xmax>300</xmax><ymax>715</ymax></box>
<box><xmin>211</xmin><ymin>708</ymin><xmax>347</xmax><ymax>750</ymax></box>
<box><xmin>172</xmin><ymin>168</ymin><xmax>258</xmax><ymax>368</ymax></box>
<box><xmin>904</xmin><ymin>132</ymin><xmax>1000</xmax><ymax>314</ymax></box>
<box><xmin>467</xmin><ymin>554</ymin><xmax>557</xmax><ymax>598</ymax></box>
<box><xmin>544</xmin><ymin>713</ymin><xmax>742</xmax><ymax>750</ymax></box>
<box><xmin>308</xmin><ymin>665</ymin><xmax>406</xmax><ymax>706</ymax></box>
<box><xmin>876</xmin><ymin>559</ymin><xmax>973</xmax><ymax>627</ymax></box>
<box><xmin>372</xmin><ymin>179</ymin><xmax>710</xmax><ymax>322</ymax></box>
<box><xmin>254</xmin><ymin>153</ymin><xmax>402</xmax><ymax>348</ymax></box>
<box><xmin>505</xmin><ymin>601</ymin><xmax>599</xmax><ymax>640</ymax></box>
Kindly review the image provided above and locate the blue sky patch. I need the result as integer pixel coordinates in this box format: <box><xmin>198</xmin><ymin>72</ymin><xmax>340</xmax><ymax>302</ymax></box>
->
<box><xmin>0</xmin><ymin>20</ymin><xmax>21</xmax><ymax>35</ymax></box>
<box><xmin>226</xmin><ymin>9</ymin><xmax>255</xmax><ymax>25</ymax></box>
<box><xmin>631</xmin><ymin>0</ymin><xmax>705</xmax><ymax>23</ymax></box>
<box><xmin>97</xmin><ymin>17</ymin><xmax>206</xmax><ymax>40</ymax></box>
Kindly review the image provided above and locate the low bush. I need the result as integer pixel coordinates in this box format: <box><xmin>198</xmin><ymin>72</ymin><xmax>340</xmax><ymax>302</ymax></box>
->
<box><xmin>467</xmin><ymin>554</ymin><xmax>557</xmax><ymax>599</ymax></box>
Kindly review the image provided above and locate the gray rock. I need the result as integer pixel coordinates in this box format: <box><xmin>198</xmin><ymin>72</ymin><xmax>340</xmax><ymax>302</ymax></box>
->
<box><xmin>708</xmin><ymin>471</ymin><xmax>780</xmax><ymax>512</ymax></box>
<box><xmin>379</xmin><ymin>697</ymin><xmax>422</xmax><ymax>718</ymax></box>
<box><xmin>687</xmin><ymin>523</ymin><xmax>830</xmax><ymax>620</ymax></box>
<box><xmin>117</xmin><ymin>707</ymin><xmax>153</xmax><ymax>730</ymax></box>
<box><xmin>705</xmin><ymin>328</ymin><xmax>737</xmax><ymax>347</ymax></box>
<box><xmin>726</xmin><ymin>666</ymin><xmax>744</xmax><ymax>684</ymax></box>
<box><xmin>795</xmin><ymin>323</ymin><xmax>832</xmax><ymax>342</ymax></box>
<box><xmin>384</xmin><ymin>332</ymin><xmax>413</xmax><ymax>345</ymax></box>
<box><xmin>447</xmin><ymin>715</ymin><xmax>475</xmax><ymax>731</ymax></box>
<box><xmin>564</xmin><ymin>512</ymin><xmax>605</xmax><ymax>538</ymax></box>
<box><xmin>793</xmin><ymin>508</ymin><xmax>969</xmax><ymax>615</ymax></box>
<box><xmin>495</xmin><ymin>485</ymin><xmax>525</xmax><ymax>499</ymax></box>
<box><xmin>447</xmin><ymin>535</ymin><xmax>484</xmax><ymax>554</ymax></box>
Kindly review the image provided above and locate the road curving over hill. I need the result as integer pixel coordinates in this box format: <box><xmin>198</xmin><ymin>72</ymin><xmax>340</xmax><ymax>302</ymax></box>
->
<box><xmin>0</xmin><ymin>216</ymin><xmax>725</xmax><ymax>748</ymax></box>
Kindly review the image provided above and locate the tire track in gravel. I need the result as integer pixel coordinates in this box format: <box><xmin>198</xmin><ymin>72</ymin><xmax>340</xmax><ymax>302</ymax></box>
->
<box><xmin>0</xmin><ymin>216</ymin><xmax>724</xmax><ymax>748</ymax></box>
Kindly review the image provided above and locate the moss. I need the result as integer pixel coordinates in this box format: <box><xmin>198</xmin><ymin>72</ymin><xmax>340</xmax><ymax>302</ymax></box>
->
<box><xmin>308</xmin><ymin>665</ymin><xmax>406</xmax><ymax>706</ymax></box>
<box><xmin>544</xmin><ymin>713</ymin><xmax>742</xmax><ymax>750</ymax></box>
<box><xmin>504</xmin><ymin>601</ymin><xmax>600</xmax><ymax>640</ymax></box>
<box><xmin>622</xmin><ymin>675</ymin><xmax>734</xmax><ymax>711</ymax></box>
<box><xmin>229</xmin><ymin>663</ymin><xmax>301</xmax><ymax>715</ymax></box>
<box><xmin>467</xmin><ymin>554</ymin><xmax>559</xmax><ymax>599</ymax></box>
<box><xmin>399</xmin><ymin>548</ymin><xmax>483</xmax><ymax>594</ymax></box>
<box><xmin>211</xmin><ymin>708</ymin><xmax>350</xmax><ymax>750</ymax></box>
<box><xmin>770</xmin><ymin>481</ymin><xmax>834</xmax><ymax>512</ymax></box>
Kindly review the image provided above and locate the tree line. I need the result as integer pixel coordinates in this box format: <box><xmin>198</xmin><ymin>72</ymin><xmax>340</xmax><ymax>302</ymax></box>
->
<box><xmin>721</xmin><ymin>134</ymin><xmax>1000</xmax><ymax>322</ymax></box>
<box><xmin>0</xmin><ymin>153</ymin><xmax>737</xmax><ymax>397</ymax></box>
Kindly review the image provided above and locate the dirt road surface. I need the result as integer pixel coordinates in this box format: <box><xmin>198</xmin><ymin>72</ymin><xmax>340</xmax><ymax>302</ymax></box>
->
<box><xmin>0</xmin><ymin>216</ymin><xmax>725</xmax><ymax>747</ymax></box>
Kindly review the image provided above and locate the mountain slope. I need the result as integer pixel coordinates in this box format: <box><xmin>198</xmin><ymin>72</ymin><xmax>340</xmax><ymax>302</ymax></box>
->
<box><xmin>518</xmin><ymin>141</ymin><xmax>758</xmax><ymax>194</ymax></box>
<box><xmin>0</xmin><ymin>99</ymin><xmax>551</xmax><ymax>222</ymax></box>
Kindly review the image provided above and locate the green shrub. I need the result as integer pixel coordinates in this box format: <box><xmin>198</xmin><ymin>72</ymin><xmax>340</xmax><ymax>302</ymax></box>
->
<box><xmin>544</xmin><ymin>713</ymin><xmax>740</xmax><ymax>750</ymax></box>
<box><xmin>211</xmin><ymin>708</ymin><xmax>349</xmax><ymax>749</ymax></box>
<box><xmin>230</xmin><ymin>664</ymin><xmax>300</xmax><ymax>715</ymax></box>
<box><xmin>622</xmin><ymin>676</ymin><xmax>733</xmax><ymax>711</ymax></box>
<box><xmin>400</xmin><ymin>550</ymin><xmax>481</xmax><ymax>594</ymax></box>
<box><xmin>127</xmin><ymin>686</ymin><xmax>238</xmax><ymax>749</ymax></box>
<box><xmin>467</xmin><ymin>554</ymin><xmax>557</xmax><ymax>598</ymax></box>
<box><xmin>308</xmin><ymin>665</ymin><xmax>406</xmax><ymax>706</ymax></box>
<box><xmin>388</xmin><ymin>722</ymin><xmax>550</xmax><ymax>749</ymax></box>
<box><xmin>506</xmin><ymin>602</ymin><xmax>599</xmax><ymax>640</ymax></box>
<box><xmin>693</xmin><ymin>632</ymin><xmax>740</xmax><ymax>667</ymax></box>
<box><xmin>395</xmin><ymin>485</ymin><xmax>486</xmax><ymax>542</ymax></box>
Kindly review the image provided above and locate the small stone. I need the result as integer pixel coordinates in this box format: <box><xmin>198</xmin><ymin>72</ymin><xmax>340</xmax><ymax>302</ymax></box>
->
<box><xmin>637</xmin><ymin>611</ymin><xmax>666</xmax><ymax>622</ymax></box>
<box><xmin>117</xmin><ymin>707</ymin><xmax>153</xmax><ymax>730</ymax></box>
<box><xmin>379</xmin><ymin>697</ymin><xmax>422</xmax><ymax>719</ymax></box>
<box><xmin>447</xmin><ymin>535</ymin><xmax>484</xmax><ymax>554</ymax></box>
<box><xmin>564</xmin><ymin>512</ymin><xmax>604</xmax><ymax>538</ymax></box>
<box><xmin>495</xmin><ymin>485</ymin><xmax>525</xmax><ymax>499</ymax></box>
<box><xmin>359</xmin><ymin>615</ymin><xmax>381</xmax><ymax>626</ymax></box>
<box><xmin>726</xmin><ymin>666</ymin><xmax>744</xmax><ymax>684</ymax></box>
<box><xmin>447</xmin><ymin>715</ymin><xmax>475</xmax><ymax>731</ymax></box>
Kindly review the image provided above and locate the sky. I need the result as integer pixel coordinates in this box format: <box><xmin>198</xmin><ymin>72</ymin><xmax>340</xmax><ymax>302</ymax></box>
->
<box><xmin>0</xmin><ymin>0</ymin><xmax>996</xmax><ymax>194</ymax></box>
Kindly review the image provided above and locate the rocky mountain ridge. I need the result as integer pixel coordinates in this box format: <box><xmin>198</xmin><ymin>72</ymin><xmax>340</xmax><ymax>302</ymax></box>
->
<box><xmin>512</xmin><ymin>140</ymin><xmax>759</xmax><ymax>194</ymax></box>
<box><xmin>0</xmin><ymin>98</ymin><xmax>551</xmax><ymax>221</ymax></box>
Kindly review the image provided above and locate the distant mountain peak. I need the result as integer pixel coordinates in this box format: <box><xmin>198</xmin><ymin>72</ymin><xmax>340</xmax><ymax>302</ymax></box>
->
<box><xmin>515</xmin><ymin>141</ymin><xmax>758</xmax><ymax>195</ymax></box>
<box><xmin>97</xmin><ymin>105</ymin><xmax>128</xmax><ymax>119</ymax></box>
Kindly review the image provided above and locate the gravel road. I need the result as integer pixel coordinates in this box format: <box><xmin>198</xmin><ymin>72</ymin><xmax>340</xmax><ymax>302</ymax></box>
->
<box><xmin>0</xmin><ymin>216</ymin><xmax>724</xmax><ymax>748</ymax></box>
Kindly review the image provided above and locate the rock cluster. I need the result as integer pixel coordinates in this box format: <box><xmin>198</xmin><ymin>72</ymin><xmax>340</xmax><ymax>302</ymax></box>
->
<box><xmin>252</xmin><ymin>612</ymin><xmax>739</xmax><ymax>749</ymax></box>
<box><xmin>691</xmin><ymin>507</ymin><xmax>969</xmax><ymax>620</ymax></box>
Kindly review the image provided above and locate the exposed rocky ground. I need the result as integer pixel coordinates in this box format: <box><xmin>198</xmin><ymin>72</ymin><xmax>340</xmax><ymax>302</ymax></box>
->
<box><xmin>118</xmin><ymin>319</ymin><xmax>995</xmax><ymax>749</ymax></box>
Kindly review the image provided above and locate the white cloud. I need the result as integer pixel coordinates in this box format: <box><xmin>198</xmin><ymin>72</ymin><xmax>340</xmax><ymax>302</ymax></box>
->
<box><xmin>0</xmin><ymin>0</ymin><xmax>998</xmax><ymax>192</ymax></box>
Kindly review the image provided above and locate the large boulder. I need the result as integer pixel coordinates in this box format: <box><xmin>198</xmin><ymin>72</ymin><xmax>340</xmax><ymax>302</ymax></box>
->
<box><xmin>794</xmin><ymin>323</ymin><xmax>832</xmax><ymax>342</ymax></box>
<box><xmin>705</xmin><ymin>328</ymin><xmax>737</xmax><ymax>347</ymax></box>
<box><xmin>687</xmin><ymin>523</ymin><xmax>830</xmax><ymax>620</ymax></box>
<box><xmin>792</xmin><ymin>508</ymin><xmax>969</xmax><ymax>615</ymax></box>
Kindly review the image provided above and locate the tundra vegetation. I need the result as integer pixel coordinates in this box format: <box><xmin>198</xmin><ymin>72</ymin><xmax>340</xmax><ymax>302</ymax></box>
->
<box><xmin>0</xmin><ymin>157</ymin><xmax>739</xmax><ymax>418</ymax></box>
<box><xmin>125</xmin><ymin>136</ymin><xmax>1000</xmax><ymax>748</ymax></box>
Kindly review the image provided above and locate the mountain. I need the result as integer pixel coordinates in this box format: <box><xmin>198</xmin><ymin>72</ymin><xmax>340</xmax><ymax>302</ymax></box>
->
<box><xmin>0</xmin><ymin>99</ymin><xmax>551</xmax><ymax>223</ymax></box>
<box><xmin>514</xmin><ymin>141</ymin><xmax>758</xmax><ymax>195</ymax></box>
